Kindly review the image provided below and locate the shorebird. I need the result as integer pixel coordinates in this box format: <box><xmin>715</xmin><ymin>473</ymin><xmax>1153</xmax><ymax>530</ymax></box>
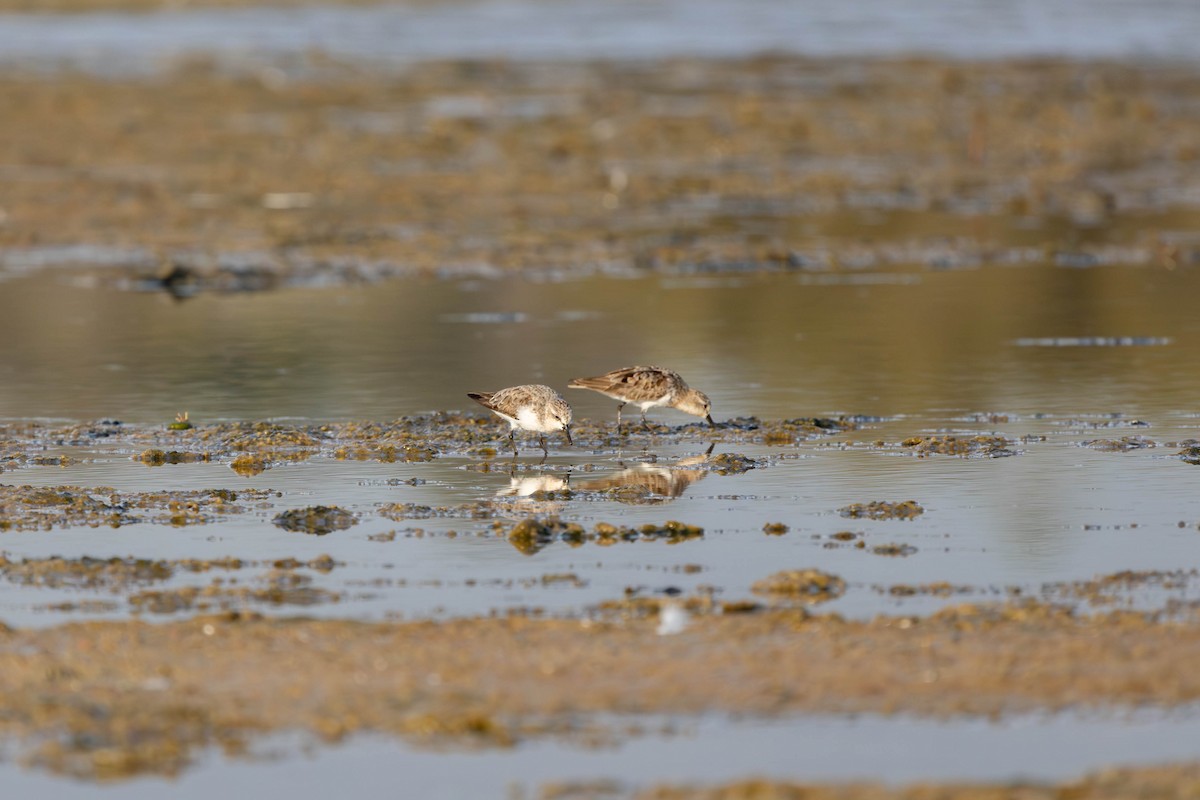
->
<box><xmin>568</xmin><ymin>365</ymin><xmax>714</xmax><ymax>431</ymax></box>
<box><xmin>467</xmin><ymin>384</ymin><xmax>573</xmax><ymax>456</ymax></box>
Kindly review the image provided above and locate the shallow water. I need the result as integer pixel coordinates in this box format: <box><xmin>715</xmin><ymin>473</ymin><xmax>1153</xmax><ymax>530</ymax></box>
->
<box><xmin>5</xmin><ymin>711</ymin><xmax>1200</xmax><ymax>798</ymax></box>
<box><xmin>2</xmin><ymin>263</ymin><xmax>1200</xmax><ymax>627</ymax></box>
<box><xmin>4</xmin><ymin>261</ymin><xmax>1200</xmax><ymax>423</ymax></box>
<box><xmin>1</xmin><ymin>0</ymin><xmax>1199</xmax><ymax>74</ymax></box>
<box><xmin>5</xmin><ymin>247</ymin><xmax>1200</xmax><ymax>788</ymax></box>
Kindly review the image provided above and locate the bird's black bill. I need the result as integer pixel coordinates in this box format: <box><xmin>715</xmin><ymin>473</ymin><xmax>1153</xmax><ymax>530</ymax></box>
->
<box><xmin>705</xmin><ymin>414</ymin><xmax>716</xmax><ymax>427</ymax></box>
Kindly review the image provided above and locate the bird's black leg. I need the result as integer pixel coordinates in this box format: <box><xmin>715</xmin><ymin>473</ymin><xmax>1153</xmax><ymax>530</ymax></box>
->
<box><xmin>509</xmin><ymin>430</ymin><xmax>519</xmax><ymax>457</ymax></box>
<box><xmin>539</xmin><ymin>435</ymin><xmax>548</xmax><ymax>457</ymax></box>
<box><xmin>616</xmin><ymin>402</ymin><xmax>625</xmax><ymax>435</ymax></box>
<box><xmin>641</xmin><ymin>410</ymin><xmax>651</xmax><ymax>432</ymax></box>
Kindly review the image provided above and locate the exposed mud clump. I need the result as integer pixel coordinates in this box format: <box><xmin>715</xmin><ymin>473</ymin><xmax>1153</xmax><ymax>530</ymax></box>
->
<box><xmin>0</xmin><ymin>485</ymin><xmax>270</xmax><ymax>530</ymax></box>
<box><xmin>872</xmin><ymin>543</ymin><xmax>918</xmax><ymax>557</ymax></box>
<box><xmin>506</xmin><ymin>517</ymin><xmax>703</xmax><ymax>554</ymax></box>
<box><xmin>900</xmin><ymin>435</ymin><xmax>1016</xmax><ymax>458</ymax></box>
<box><xmin>1177</xmin><ymin>444</ymin><xmax>1200</xmax><ymax>464</ymax></box>
<box><xmin>129</xmin><ymin>571</ymin><xmax>341</xmax><ymax>614</ymax></box>
<box><xmin>762</xmin><ymin>522</ymin><xmax>789</xmax><ymax>536</ymax></box>
<box><xmin>1082</xmin><ymin>436</ymin><xmax>1157</xmax><ymax>452</ymax></box>
<box><xmin>334</xmin><ymin>444</ymin><xmax>438</xmax><ymax>463</ymax></box>
<box><xmin>508</xmin><ymin>517</ymin><xmax>587</xmax><ymax>556</ymax></box>
<box><xmin>0</xmin><ymin>555</ymin><xmax>174</xmax><ymax>588</ymax></box>
<box><xmin>379</xmin><ymin>500</ymin><xmax>498</xmax><ymax>521</ymax></box>
<box><xmin>272</xmin><ymin>505</ymin><xmax>357</xmax><ymax>535</ymax></box>
<box><xmin>137</xmin><ymin>449</ymin><xmax>210</xmax><ymax>466</ymax></box>
<box><xmin>706</xmin><ymin>453</ymin><xmax>765</xmax><ymax>475</ymax></box>
<box><xmin>751</xmin><ymin>569</ymin><xmax>846</xmax><ymax>603</ymax></box>
<box><xmin>839</xmin><ymin>501</ymin><xmax>925</xmax><ymax>521</ymax></box>
<box><xmin>230</xmin><ymin>454</ymin><xmax>268</xmax><ymax>476</ymax></box>
<box><xmin>635</xmin><ymin>763</ymin><xmax>1200</xmax><ymax>800</ymax></box>
<box><xmin>885</xmin><ymin>582</ymin><xmax>974</xmax><ymax>597</ymax></box>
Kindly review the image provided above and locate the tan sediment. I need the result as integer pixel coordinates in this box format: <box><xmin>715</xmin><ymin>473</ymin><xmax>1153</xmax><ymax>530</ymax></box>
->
<box><xmin>1</xmin><ymin>603</ymin><xmax>1199</xmax><ymax>779</ymax></box>
<box><xmin>625</xmin><ymin>762</ymin><xmax>1200</xmax><ymax>800</ymax></box>
<box><xmin>1</xmin><ymin>58</ymin><xmax>1198</xmax><ymax>283</ymax></box>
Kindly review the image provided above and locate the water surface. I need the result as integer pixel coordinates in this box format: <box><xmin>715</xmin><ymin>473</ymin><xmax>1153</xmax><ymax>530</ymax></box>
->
<box><xmin>0</xmin><ymin>0</ymin><xmax>1198</xmax><ymax>75</ymax></box>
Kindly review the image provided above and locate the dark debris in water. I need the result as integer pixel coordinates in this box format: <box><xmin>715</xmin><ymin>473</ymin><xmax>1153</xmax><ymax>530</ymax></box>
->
<box><xmin>871</xmin><ymin>543</ymin><xmax>918</xmax><ymax>557</ymax></box>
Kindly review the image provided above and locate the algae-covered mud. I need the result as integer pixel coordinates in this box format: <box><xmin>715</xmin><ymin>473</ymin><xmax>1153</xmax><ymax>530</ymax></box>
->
<box><xmin>4</xmin><ymin>0</ymin><xmax>1200</xmax><ymax>796</ymax></box>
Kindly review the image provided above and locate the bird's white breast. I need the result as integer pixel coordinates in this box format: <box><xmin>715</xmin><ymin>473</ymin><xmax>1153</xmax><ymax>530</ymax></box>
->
<box><xmin>637</xmin><ymin>393</ymin><xmax>673</xmax><ymax>411</ymax></box>
<box><xmin>517</xmin><ymin>406</ymin><xmax>558</xmax><ymax>432</ymax></box>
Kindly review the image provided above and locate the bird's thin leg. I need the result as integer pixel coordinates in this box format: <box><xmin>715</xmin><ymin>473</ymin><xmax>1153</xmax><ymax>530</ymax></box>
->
<box><xmin>616</xmin><ymin>402</ymin><xmax>625</xmax><ymax>435</ymax></box>
<box><xmin>539</xmin><ymin>435</ymin><xmax>548</xmax><ymax>457</ymax></box>
<box><xmin>641</xmin><ymin>410</ymin><xmax>651</xmax><ymax>432</ymax></box>
<box><xmin>509</xmin><ymin>430</ymin><xmax>519</xmax><ymax>457</ymax></box>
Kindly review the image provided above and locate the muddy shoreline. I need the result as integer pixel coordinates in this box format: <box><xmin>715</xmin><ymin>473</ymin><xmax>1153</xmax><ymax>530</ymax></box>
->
<box><xmin>3</xmin><ymin>604</ymin><xmax>1199</xmax><ymax>781</ymax></box>
<box><xmin>3</xmin><ymin>56</ymin><xmax>1200</xmax><ymax>290</ymax></box>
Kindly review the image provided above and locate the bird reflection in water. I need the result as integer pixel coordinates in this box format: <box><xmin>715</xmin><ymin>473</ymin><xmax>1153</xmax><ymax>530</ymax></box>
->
<box><xmin>578</xmin><ymin>444</ymin><xmax>715</xmax><ymax>505</ymax></box>
<box><xmin>495</xmin><ymin>471</ymin><xmax>572</xmax><ymax>515</ymax></box>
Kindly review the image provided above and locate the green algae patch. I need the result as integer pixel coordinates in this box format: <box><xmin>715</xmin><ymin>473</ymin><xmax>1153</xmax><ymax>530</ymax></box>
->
<box><xmin>0</xmin><ymin>555</ymin><xmax>174</xmax><ymax>588</ymax></box>
<box><xmin>379</xmin><ymin>500</ymin><xmax>499</xmax><ymax>521</ymax></box>
<box><xmin>272</xmin><ymin>505</ymin><xmax>356</xmax><ymax>535</ymax></box>
<box><xmin>751</xmin><ymin>569</ymin><xmax>846</xmax><ymax>603</ymax></box>
<box><xmin>900</xmin><ymin>435</ymin><xmax>1016</xmax><ymax>458</ymax></box>
<box><xmin>839</xmin><ymin>500</ymin><xmax>925</xmax><ymax>521</ymax></box>
<box><xmin>221</xmin><ymin>423</ymin><xmax>322</xmax><ymax>450</ymax></box>
<box><xmin>334</xmin><ymin>444</ymin><xmax>438</xmax><ymax>463</ymax></box>
<box><xmin>1082</xmin><ymin>436</ymin><xmax>1157</xmax><ymax>452</ymax></box>
<box><xmin>136</xmin><ymin>449</ymin><xmax>211</xmax><ymax>466</ymax></box>
<box><xmin>129</xmin><ymin>571</ymin><xmax>341</xmax><ymax>614</ymax></box>
<box><xmin>0</xmin><ymin>485</ymin><xmax>273</xmax><ymax>531</ymax></box>
<box><xmin>872</xmin><ymin>543</ymin><xmax>918</xmax><ymax>557</ymax></box>
<box><xmin>506</xmin><ymin>518</ymin><xmax>703</xmax><ymax>555</ymax></box>
<box><xmin>705</xmin><ymin>453</ymin><xmax>765</xmax><ymax>475</ymax></box>
<box><xmin>229</xmin><ymin>454</ymin><xmax>267</xmax><ymax>476</ymax></box>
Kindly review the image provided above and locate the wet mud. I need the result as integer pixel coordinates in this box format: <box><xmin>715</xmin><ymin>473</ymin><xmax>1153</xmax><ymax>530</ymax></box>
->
<box><xmin>0</xmin><ymin>415</ymin><xmax>850</xmax><ymax>481</ymax></box>
<box><xmin>2</xmin><ymin>57</ymin><xmax>1200</xmax><ymax>288</ymax></box>
<box><xmin>2</xmin><ymin>412</ymin><xmax>1199</xmax><ymax>786</ymax></box>
<box><xmin>0</xmin><ymin>602</ymin><xmax>1199</xmax><ymax>781</ymax></box>
<box><xmin>628</xmin><ymin>763</ymin><xmax>1200</xmax><ymax>800</ymax></box>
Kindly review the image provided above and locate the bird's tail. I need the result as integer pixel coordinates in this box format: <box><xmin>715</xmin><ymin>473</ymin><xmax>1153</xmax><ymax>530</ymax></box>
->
<box><xmin>567</xmin><ymin>377</ymin><xmax>608</xmax><ymax>391</ymax></box>
<box><xmin>467</xmin><ymin>392</ymin><xmax>494</xmax><ymax>408</ymax></box>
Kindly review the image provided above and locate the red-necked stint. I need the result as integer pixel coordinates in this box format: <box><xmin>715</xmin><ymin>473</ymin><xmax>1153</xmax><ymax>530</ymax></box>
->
<box><xmin>568</xmin><ymin>365</ymin><xmax>714</xmax><ymax>431</ymax></box>
<box><xmin>467</xmin><ymin>384</ymin><xmax>573</xmax><ymax>456</ymax></box>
